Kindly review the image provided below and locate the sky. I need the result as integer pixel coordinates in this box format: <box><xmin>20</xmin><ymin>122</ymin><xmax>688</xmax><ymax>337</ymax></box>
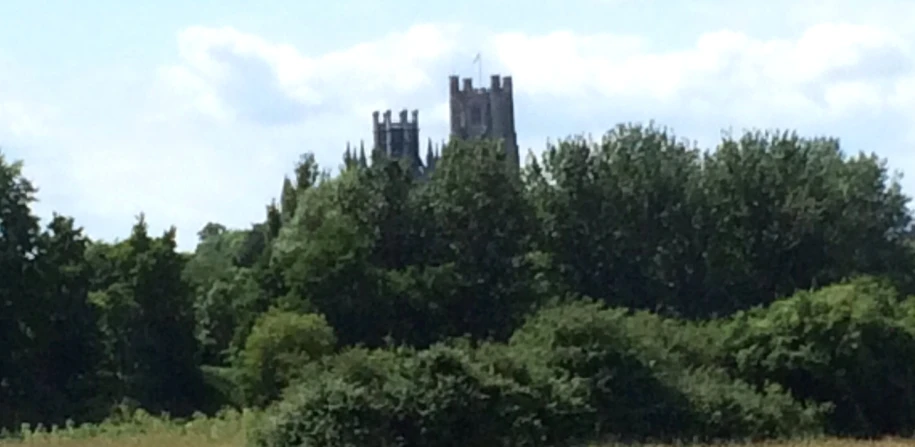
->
<box><xmin>2</xmin><ymin>0</ymin><xmax>915</xmax><ymax>251</ymax></box>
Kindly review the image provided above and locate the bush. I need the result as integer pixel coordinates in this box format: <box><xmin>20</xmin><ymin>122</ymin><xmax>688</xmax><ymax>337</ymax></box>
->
<box><xmin>719</xmin><ymin>276</ymin><xmax>915</xmax><ymax>436</ymax></box>
<box><xmin>508</xmin><ymin>300</ymin><xmax>692</xmax><ymax>441</ymax></box>
<box><xmin>236</xmin><ymin>310</ymin><xmax>337</xmax><ymax>406</ymax></box>
<box><xmin>253</xmin><ymin>299</ymin><xmax>833</xmax><ymax>447</ymax></box>
<box><xmin>675</xmin><ymin>366</ymin><xmax>826</xmax><ymax>441</ymax></box>
<box><xmin>509</xmin><ymin>299</ymin><xmax>825</xmax><ymax>442</ymax></box>
<box><xmin>200</xmin><ymin>365</ymin><xmax>245</xmax><ymax>410</ymax></box>
<box><xmin>620</xmin><ymin>309</ymin><xmax>725</xmax><ymax>368</ymax></box>
<box><xmin>250</xmin><ymin>345</ymin><xmax>558</xmax><ymax>447</ymax></box>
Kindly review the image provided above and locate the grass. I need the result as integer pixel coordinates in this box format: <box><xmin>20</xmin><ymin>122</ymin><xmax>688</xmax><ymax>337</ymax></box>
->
<box><xmin>0</xmin><ymin>408</ymin><xmax>260</xmax><ymax>447</ymax></box>
<box><xmin>7</xmin><ymin>436</ymin><xmax>915</xmax><ymax>447</ymax></box>
<box><xmin>2</xmin><ymin>411</ymin><xmax>915</xmax><ymax>447</ymax></box>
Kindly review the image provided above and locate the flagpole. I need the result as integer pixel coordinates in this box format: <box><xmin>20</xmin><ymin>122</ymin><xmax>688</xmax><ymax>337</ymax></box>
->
<box><xmin>472</xmin><ymin>52</ymin><xmax>482</xmax><ymax>87</ymax></box>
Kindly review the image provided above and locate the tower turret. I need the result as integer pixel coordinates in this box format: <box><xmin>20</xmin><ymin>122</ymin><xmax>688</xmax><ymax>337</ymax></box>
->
<box><xmin>448</xmin><ymin>72</ymin><xmax>519</xmax><ymax>171</ymax></box>
<box><xmin>371</xmin><ymin>107</ymin><xmax>423</xmax><ymax>173</ymax></box>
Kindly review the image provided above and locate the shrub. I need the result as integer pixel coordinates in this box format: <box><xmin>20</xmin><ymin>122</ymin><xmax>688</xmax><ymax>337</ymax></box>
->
<box><xmin>254</xmin><ymin>299</ymin><xmax>833</xmax><ymax>447</ymax></box>
<box><xmin>250</xmin><ymin>345</ymin><xmax>557</xmax><ymax>447</ymax></box>
<box><xmin>620</xmin><ymin>309</ymin><xmax>725</xmax><ymax>368</ymax></box>
<box><xmin>200</xmin><ymin>365</ymin><xmax>245</xmax><ymax>409</ymax></box>
<box><xmin>675</xmin><ymin>366</ymin><xmax>826</xmax><ymax>441</ymax></box>
<box><xmin>719</xmin><ymin>276</ymin><xmax>915</xmax><ymax>436</ymax></box>
<box><xmin>509</xmin><ymin>299</ymin><xmax>826</xmax><ymax>442</ymax></box>
<box><xmin>508</xmin><ymin>300</ymin><xmax>692</xmax><ymax>441</ymax></box>
<box><xmin>236</xmin><ymin>310</ymin><xmax>337</xmax><ymax>406</ymax></box>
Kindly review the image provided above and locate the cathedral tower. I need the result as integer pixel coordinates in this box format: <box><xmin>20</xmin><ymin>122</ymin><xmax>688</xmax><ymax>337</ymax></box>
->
<box><xmin>372</xmin><ymin>108</ymin><xmax>423</xmax><ymax>174</ymax></box>
<box><xmin>448</xmin><ymin>74</ymin><xmax>519</xmax><ymax>170</ymax></box>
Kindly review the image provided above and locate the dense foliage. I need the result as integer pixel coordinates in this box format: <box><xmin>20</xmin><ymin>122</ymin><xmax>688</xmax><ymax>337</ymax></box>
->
<box><xmin>2</xmin><ymin>123</ymin><xmax>915</xmax><ymax>446</ymax></box>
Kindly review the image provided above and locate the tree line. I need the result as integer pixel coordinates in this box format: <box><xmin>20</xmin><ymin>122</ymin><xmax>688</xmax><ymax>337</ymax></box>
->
<box><xmin>2</xmin><ymin>123</ymin><xmax>915</xmax><ymax>445</ymax></box>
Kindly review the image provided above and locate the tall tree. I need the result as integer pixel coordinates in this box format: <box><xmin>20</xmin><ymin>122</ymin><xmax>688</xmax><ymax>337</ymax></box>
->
<box><xmin>528</xmin><ymin>124</ymin><xmax>706</xmax><ymax>314</ymax></box>
<box><xmin>90</xmin><ymin>216</ymin><xmax>204</xmax><ymax>415</ymax></box>
<box><xmin>0</xmin><ymin>152</ymin><xmax>42</xmax><ymax>427</ymax></box>
<box><xmin>279</xmin><ymin>177</ymin><xmax>297</xmax><ymax>222</ymax></box>
<box><xmin>528</xmin><ymin>125</ymin><xmax>914</xmax><ymax>317</ymax></box>
<box><xmin>27</xmin><ymin>215</ymin><xmax>104</xmax><ymax>424</ymax></box>
<box><xmin>294</xmin><ymin>153</ymin><xmax>320</xmax><ymax>191</ymax></box>
<box><xmin>423</xmin><ymin>138</ymin><xmax>540</xmax><ymax>340</ymax></box>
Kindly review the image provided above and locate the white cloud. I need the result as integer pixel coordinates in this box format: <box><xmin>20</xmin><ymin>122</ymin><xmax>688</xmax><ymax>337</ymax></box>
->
<box><xmin>494</xmin><ymin>23</ymin><xmax>914</xmax><ymax>123</ymax></box>
<box><xmin>1</xmin><ymin>23</ymin><xmax>466</xmax><ymax>248</ymax></box>
<box><xmin>484</xmin><ymin>21</ymin><xmax>915</xmax><ymax>178</ymax></box>
<box><xmin>5</xmin><ymin>12</ymin><xmax>915</xmax><ymax>250</ymax></box>
<box><xmin>158</xmin><ymin>23</ymin><xmax>462</xmax><ymax>127</ymax></box>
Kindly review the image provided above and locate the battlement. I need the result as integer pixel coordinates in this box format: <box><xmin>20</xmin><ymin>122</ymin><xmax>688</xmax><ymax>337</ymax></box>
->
<box><xmin>372</xmin><ymin>107</ymin><xmax>422</xmax><ymax>174</ymax></box>
<box><xmin>372</xmin><ymin>108</ymin><xmax>419</xmax><ymax>128</ymax></box>
<box><xmin>449</xmin><ymin>75</ymin><xmax>513</xmax><ymax>94</ymax></box>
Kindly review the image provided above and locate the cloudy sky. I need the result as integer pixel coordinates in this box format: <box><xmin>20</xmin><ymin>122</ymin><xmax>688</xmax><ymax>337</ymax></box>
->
<box><xmin>2</xmin><ymin>0</ymin><xmax>914</xmax><ymax>250</ymax></box>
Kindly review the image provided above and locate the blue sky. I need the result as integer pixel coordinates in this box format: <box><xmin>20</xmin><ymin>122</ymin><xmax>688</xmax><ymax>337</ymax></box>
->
<box><xmin>2</xmin><ymin>0</ymin><xmax>915</xmax><ymax>250</ymax></box>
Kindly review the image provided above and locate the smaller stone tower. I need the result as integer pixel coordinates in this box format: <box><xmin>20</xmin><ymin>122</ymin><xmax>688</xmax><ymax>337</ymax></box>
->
<box><xmin>372</xmin><ymin>108</ymin><xmax>423</xmax><ymax>173</ymax></box>
<box><xmin>449</xmin><ymin>74</ymin><xmax>519</xmax><ymax>170</ymax></box>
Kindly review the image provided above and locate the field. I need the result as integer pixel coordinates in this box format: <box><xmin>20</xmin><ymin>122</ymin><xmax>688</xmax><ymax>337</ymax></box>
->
<box><xmin>0</xmin><ymin>430</ymin><xmax>243</xmax><ymax>447</ymax></box>
<box><xmin>3</xmin><ymin>415</ymin><xmax>915</xmax><ymax>447</ymax></box>
<box><xmin>0</xmin><ymin>409</ymin><xmax>257</xmax><ymax>447</ymax></box>
<box><xmin>1</xmin><ymin>409</ymin><xmax>915</xmax><ymax>447</ymax></box>
<box><xmin>5</xmin><ymin>437</ymin><xmax>915</xmax><ymax>447</ymax></box>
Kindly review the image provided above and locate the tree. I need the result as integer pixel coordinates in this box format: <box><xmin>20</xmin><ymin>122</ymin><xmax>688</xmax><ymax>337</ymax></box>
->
<box><xmin>721</xmin><ymin>277</ymin><xmax>915</xmax><ymax>436</ymax></box>
<box><xmin>0</xmin><ymin>152</ymin><xmax>40</xmax><ymax>427</ymax></box>
<box><xmin>279</xmin><ymin>177</ymin><xmax>297</xmax><ymax>222</ymax></box>
<box><xmin>195</xmin><ymin>268</ymin><xmax>265</xmax><ymax>364</ymax></box>
<box><xmin>699</xmin><ymin>131</ymin><xmax>912</xmax><ymax>314</ymax></box>
<box><xmin>272</xmin><ymin>170</ymin><xmax>383</xmax><ymax>346</ymax></box>
<box><xmin>89</xmin><ymin>216</ymin><xmax>204</xmax><ymax>415</ymax></box>
<box><xmin>196</xmin><ymin>222</ymin><xmax>227</xmax><ymax>241</ymax></box>
<box><xmin>294</xmin><ymin>152</ymin><xmax>320</xmax><ymax>191</ymax></box>
<box><xmin>27</xmin><ymin>215</ymin><xmax>104</xmax><ymax>424</ymax></box>
<box><xmin>527</xmin><ymin>125</ymin><xmax>914</xmax><ymax>318</ymax></box>
<box><xmin>423</xmin><ymin>138</ymin><xmax>541</xmax><ymax>340</ymax></box>
<box><xmin>237</xmin><ymin>310</ymin><xmax>337</xmax><ymax>406</ymax></box>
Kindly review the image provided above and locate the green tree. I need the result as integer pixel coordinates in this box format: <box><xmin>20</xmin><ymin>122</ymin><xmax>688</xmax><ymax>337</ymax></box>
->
<box><xmin>423</xmin><ymin>138</ymin><xmax>541</xmax><ymax>340</ymax></box>
<box><xmin>0</xmin><ymin>152</ymin><xmax>41</xmax><ymax>427</ymax></box>
<box><xmin>527</xmin><ymin>125</ymin><xmax>914</xmax><ymax>318</ymax></box>
<box><xmin>184</xmin><ymin>223</ymin><xmax>266</xmax><ymax>364</ymax></box>
<box><xmin>294</xmin><ymin>152</ymin><xmax>320</xmax><ymax>191</ymax></box>
<box><xmin>0</xmin><ymin>153</ymin><xmax>108</xmax><ymax>428</ymax></box>
<box><xmin>27</xmin><ymin>215</ymin><xmax>105</xmax><ymax>424</ymax></box>
<box><xmin>238</xmin><ymin>310</ymin><xmax>337</xmax><ymax>406</ymax></box>
<box><xmin>195</xmin><ymin>268</ymin><xmax>265</xmax><ymax>364</ymax></box>
<box><xmin>0</xmin><ymin>153</ymin><xmax>109</xmax><ymax>428</ymax></box>
<box><xmin>272</xmin><ymin>170</ymin><xmax>384</xmax><ymax>345</ymax></box>
<box><xmin>89</xmin><ymin>216</ymin><xmax>204</xmax><ymax>415</ymax></box>
<box><xmin>526</xmin><ymin>124</ymin><xmax>706</xmax><ymax>315</ymax></box>
<box><xmin>700</xmin><ymin>132</ymin><xmax>912</xmax><ymax>314</ymax></box>
<box><xmin>720</xmin><ymin>277</ymin><xmax>915</xmax><ymax>436</ymax></box>
<box><xmin>279</xmin><ymin>177</ymin><xmax>297</xmax><ymax>222</ymax></box>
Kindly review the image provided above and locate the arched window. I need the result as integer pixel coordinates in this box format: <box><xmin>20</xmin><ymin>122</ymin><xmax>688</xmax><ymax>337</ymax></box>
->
<box><xmin>470</xmin><ymin>105</ymin><xmax>482</xmax><ymax>125</ymax></box>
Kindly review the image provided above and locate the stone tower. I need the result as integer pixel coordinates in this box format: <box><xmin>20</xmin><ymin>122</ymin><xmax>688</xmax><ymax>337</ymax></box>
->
<box><xmin>372</xmin><ymin>108</ymin><xmax>423</xmax><ymax>173</ymax></box>
<box><xmin>448</xmin><ymin>74</ymin><xmax>519</xmax><ymax>170</ymax></box>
